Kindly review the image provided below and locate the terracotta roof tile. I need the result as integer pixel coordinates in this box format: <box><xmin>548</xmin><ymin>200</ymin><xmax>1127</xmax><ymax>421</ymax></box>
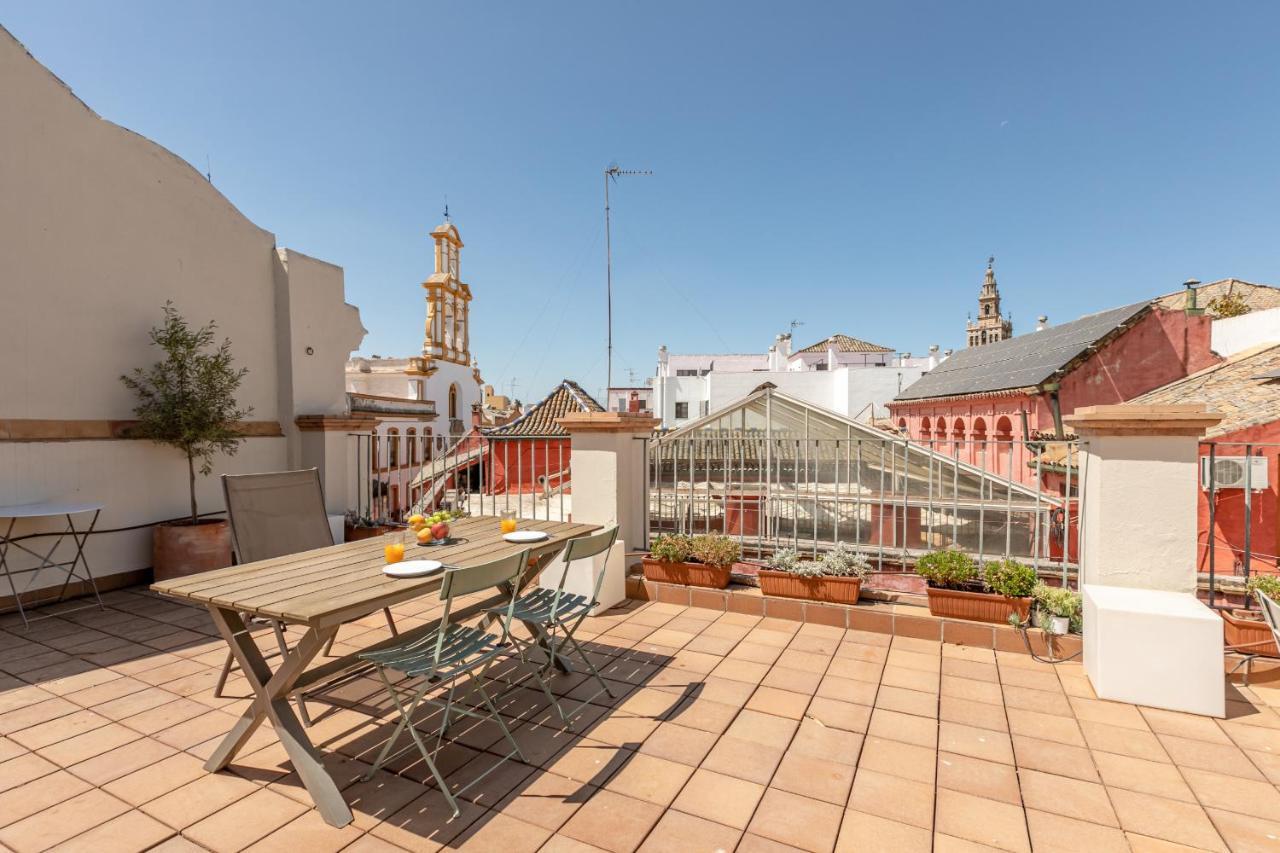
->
<box><xmin>1130</xmin><ymin>344</ymin><xmax>1280</xmax><ymax>438</ymax></box>
<box><xmin>795</xmin><ymin>334</ymin><xmax>894</xmax><ymax>354</ymax></box>
<box><xmin>483</xmin><ymin>379</ymin><xmax>603</xmax><ymax>437</ymax></box>
<box><xmin>1155</xmin><ymin>279</ymin><xmax>1280</xmax><ymax>315</ymax></box>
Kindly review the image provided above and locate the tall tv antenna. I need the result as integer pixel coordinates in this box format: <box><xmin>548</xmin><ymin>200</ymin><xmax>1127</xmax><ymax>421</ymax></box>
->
<box><xmin>788</xmin><ymin>319</ymin><xmax>804</xmax><ymax>336</ymax></box>
<box><xmin>604</xmin><ymin>163</ymin><xmax>652</xmax><ymax>391</ymax></box>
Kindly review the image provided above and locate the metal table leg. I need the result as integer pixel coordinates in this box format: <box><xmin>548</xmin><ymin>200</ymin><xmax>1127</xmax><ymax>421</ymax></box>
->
<box><xmin>204</xmin><ymin>606</ymin><xmax>352</xmax><ymax>827</ymax></box>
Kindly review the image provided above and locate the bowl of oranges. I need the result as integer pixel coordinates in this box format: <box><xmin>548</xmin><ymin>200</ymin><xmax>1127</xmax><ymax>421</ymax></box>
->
<box><xmin>408</xmin><ymin>510</ymin><xmax>458</xmax><ymax>546</ymax></box>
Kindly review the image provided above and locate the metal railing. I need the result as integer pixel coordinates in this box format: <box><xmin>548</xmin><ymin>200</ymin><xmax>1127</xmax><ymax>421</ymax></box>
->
<box><xmin>646</xmin><ymin>435</ymin><xmax>1080</xmax><ymax>580</ymax></box>
<box><xmin>346</xmin><ymin>431</ymin><xmax>572</xmax><ymax>523</ymax></box>
<box><xmin>1201</xmin><ymin>440</ymin><xmax>1279</xmax><ymax>606</ymax></box>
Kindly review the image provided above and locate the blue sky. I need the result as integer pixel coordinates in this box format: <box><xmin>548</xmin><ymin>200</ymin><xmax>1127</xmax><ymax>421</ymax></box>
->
<box><xmin>4</xmin><ymin>2</ymin><xmax>1279</xmax><ymax>404</ymax></box>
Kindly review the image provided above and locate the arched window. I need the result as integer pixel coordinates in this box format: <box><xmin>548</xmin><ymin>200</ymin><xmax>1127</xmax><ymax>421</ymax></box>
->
<box><xmin>897</xmin><ymin>418</ymin><xmax>907</xmax><ymax>434</ymax></box>
<box><xmin>407</xmin><ymin>428</ymin><xmax>418</xmax><ymax>465</ymax></box>
<box><xmin>972</xmin><ymin>417</ymin><xmax>988</xmax><ymax>448</ymax></box>
<box><xmin>995</xmin><ymin>416</ymin><xmax>1013</xmax><ymax>441</ymax></box>
<box><xmin>387</xmin><ymin>428</ymin><xmax>400</xmax><ymax>468</ymax></box>
<box><xmin>448</xmin><ymin>384</ymin><xmax>459</xmax><ymax>420</ymax></box>
<box><xmin>936</xmin><ymin>418</ymin><xmax>947</xmax><ymax>439</ymax></box>
<box><xmin>920</xmin><ymin>417</ymin><xmax>931</xmax><ymax>440</ymax></box>
<box><xmin>952</xmin><ymin>418</ymin><xmax>966</xmax><ymax>442</ymax></box>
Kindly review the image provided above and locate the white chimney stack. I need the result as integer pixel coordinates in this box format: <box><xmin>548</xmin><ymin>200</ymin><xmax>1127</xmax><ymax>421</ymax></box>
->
<box><xmin>927</xmin><ymin>344</ymin><xmax>940</xmax><ymax>370</ymax></box>
<box><xmin>1036</xmin><ymin>315</ymin><xmax>1049</xmax><ymax>332</ymax></box>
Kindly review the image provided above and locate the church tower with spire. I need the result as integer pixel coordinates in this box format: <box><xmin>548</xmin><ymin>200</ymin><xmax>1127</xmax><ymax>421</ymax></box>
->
<box><xmin>966</xmin><ymin>257</ymin><xmax>1013</xmax><ymax>347</ymax></box>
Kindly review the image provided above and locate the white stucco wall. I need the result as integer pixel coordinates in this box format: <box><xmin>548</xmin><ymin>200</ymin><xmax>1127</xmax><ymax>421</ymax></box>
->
<box><xmin>1211</xmin><ymin>306</ymin><xmax>1280</xmax><ymax>357</ymax></box>
<box><xmin>0</xmin><ymin>28</ymin><xmax>362</xmax><ymax>591</ymax></box>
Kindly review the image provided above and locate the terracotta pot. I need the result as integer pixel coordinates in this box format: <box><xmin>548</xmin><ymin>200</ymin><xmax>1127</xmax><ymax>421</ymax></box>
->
<box><xmin>758</xmin><ymin>569</ymin><xmax>862</xmax><ymax>604</ymax></box>
<box><xmin>926</xmin><ymin>585</ymin><xmax>1031</xmax><ymax>624</ymax></box>
<box><xmin>344</xmin><ymin>524</ymin><xmax>394</xmax><ymax>543</ymax></box>
<box><xmin>1222</xmin><ymin>608</ymin><xmax>1280</xmax><ymax>657</ymax></box>
<box><xmin>153</xmin><ymin>520</ymin><xmax>232</xmax><ymax>582</ymax></box>
<box><xmin>642</xmin><ymin>558</ymin><xmax>731</xmax><ymax>589</ymax></box>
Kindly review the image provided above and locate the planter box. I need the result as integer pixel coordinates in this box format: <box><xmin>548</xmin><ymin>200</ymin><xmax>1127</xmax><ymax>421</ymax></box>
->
<box><xmin>344</xmin><ymin>524</ymin><xmax>394</xmax><ymax>543</ymax></box>
<box><xmin>153</xmin><ymin>520</ymin><xmax>232</xmax><ymax>582</ymax></box>
<box><xmin>642</xmin><ymin>558</ymin><xmax>731</xmax><ymax>589</ymax></box>
<box><xmin>927</xmin><ymin>585</ymin><xmax>1031</xmax><ymax>624</ymax></box>
<box><xmin>1222</xmin><ymin>608</ymin><xmax>1280</xmax><ymax>658</ymax></box>
<box><xmin>758</xmin><ymin>569</ymin><xmax>863</xmax><ymax>604</ymax></box>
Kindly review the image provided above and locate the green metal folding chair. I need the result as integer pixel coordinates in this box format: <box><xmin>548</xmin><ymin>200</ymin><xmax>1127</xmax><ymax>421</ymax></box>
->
<box><xmin>489</xmin><ymin>526</ymin><xmax>620</xmax><ymax>730</ymax></box>
<box><xmin>358</xmin><ymin>548</ymin><xmax>539</xmax><ymax>818</ymax></box>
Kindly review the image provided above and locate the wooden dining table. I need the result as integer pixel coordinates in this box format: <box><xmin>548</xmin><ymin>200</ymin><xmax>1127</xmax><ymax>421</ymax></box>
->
<box><xmin>151</xmin><ymin>515</ymin><xmax>601</xmax><ymax>827</ymax></box>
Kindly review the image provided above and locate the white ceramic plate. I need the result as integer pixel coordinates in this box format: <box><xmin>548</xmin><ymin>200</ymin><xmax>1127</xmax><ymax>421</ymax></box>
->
<box><xmin>503</xmin><ymin>530</ymin><xmax>549</xmax><ymax>543</ymax></box>
<box><xmin>382</xmin><ymin>559</ymin><xmax>444</xmax><ymax>578</ymax></box>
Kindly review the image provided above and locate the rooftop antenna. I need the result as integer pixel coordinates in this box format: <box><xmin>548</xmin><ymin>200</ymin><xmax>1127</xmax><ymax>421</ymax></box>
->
<box><xmin>443</xmin><ymin>195</ymin><xmax>450</xmax><ymax>223</ymax></box>
<box><xmin>604</xmin><ymin>163</ymin><xmax>652</xmax><ymax>391</ymax></box>
<box><xmin>205</xmin><ymin>154</ymin><xmax>212</xmax><ymax>184</ymax></box>
<box><xmin>626</xmin><ymin>367</ymin><xmax>638</xmax><ymax>385</ymax></box>
<box><xmin>788</xmin><ymin>319</ymin><xmax>804</xmax><ymax>337</ymax></box>
<box><xmin>507</xmin><ymin>377</ymin><xmax>518</xmax><ymax>400</ymax></box>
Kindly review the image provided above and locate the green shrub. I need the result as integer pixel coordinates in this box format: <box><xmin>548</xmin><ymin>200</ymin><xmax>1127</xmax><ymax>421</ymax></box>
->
<box><xmin>1247</xmin><ymin>574</ymin><xmax>1280</xmax><ymax>604</ymax></box>
<box><xmin>691</xmin><ymin>534</ymin><xmax>741</xmax><ymax>568</ymax></box>
<box><xmin>650</xmin><ymin>533</ymin><xmax>693</xmax><ymax>563</ymax></box>
<box><xmin>1033</xmin><ymin>583</ymin><xmax>1083</xmax><ymax>632</ymax></box>
<box><xmin>983</xmin><ymin>559</ymin><xmax>1037</xmax><ymax>597</ymax></box>
<box><xmin>914</xmin><ymin>549</ymin><xmax>978</xmax><ymax>589</ymax></box>
<box><xmin>819</xmin><ymin>543</ymin><xmax>871</xmax><ymax>579</ymax></box>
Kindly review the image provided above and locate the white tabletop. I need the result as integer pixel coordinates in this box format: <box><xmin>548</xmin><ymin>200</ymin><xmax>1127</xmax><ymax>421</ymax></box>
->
<box><xmin>0</xmin><ymin>501</ymin><xmax>103</xmax><ymax>519</ymax></box>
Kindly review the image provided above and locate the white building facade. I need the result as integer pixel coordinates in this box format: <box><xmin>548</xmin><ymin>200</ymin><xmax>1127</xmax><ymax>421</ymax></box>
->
<box><xmin>652</xmin><ymin>333</ymin><xmax>936</xmax><ymax>429</ymax></box>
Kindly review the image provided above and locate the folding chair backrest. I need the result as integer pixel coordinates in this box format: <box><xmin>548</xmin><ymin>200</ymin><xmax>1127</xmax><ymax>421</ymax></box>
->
<box><xmin>436</xmin><ymin>548</ymin><xmax>531</xmax><ymax>647</ymax></box>
<box><xmin>1258</xmin><ymin>591</ymin><xmax>1280</xmax><ymax>643</ymax></box>
<box><xmin>545</xmin><ymin>527</ymin><xmax>619</xmax><ymax>613</ymax></box>
<box><xmin>222</xmin><ymin>469</ymin><xmax>333</xmax><ymax>564</ymax></box>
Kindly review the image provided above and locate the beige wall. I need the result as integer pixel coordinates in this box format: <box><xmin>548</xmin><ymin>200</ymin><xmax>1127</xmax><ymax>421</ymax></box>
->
<box><xmin>0</xmin><ymin>28</ymin><xmax>364</xmax><ymax>591</ymax></box>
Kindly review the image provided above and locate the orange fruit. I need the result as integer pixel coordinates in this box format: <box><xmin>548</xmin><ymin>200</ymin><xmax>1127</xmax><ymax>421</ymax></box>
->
<box><xmin>408</xmin><ymin>514</ymin><xmax>425</xmax><ymax>528</ymax></box>
<box><xmin>415</xmin><ymin>527</ymin><xmax>432</xmax><ymax>543</ymax></box>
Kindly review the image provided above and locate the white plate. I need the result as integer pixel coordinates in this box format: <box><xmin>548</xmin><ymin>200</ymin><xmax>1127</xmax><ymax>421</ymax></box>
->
<box><xmin>503</xmin><ymin>530</ymin><xmax>550</xmax><ymax>543</ymax></box>
<box><xmin>382</xmin><ymin>559</ymin><xmax>444</xmax><ymax>578</ymax></box>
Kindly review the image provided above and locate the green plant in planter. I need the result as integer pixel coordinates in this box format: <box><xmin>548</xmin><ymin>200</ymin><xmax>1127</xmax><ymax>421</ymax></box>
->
<box><xmin>914</xmin><ymin>548</ymin><xmax>978</xmax><ymax>589</ymax></box>
<box><xmin>766</xmin><ymin>548</ymin><xmax>802</xmax><ymax>572</ymax></box>
<box><xmin>650</xmin><ymin>533</ymin><xmax>694</xmax><ymax>563</ymax></box>
<box><xmin>1246</xmin><ymin>574</ymin><xmax>1280</xmax><ymax>603</ymax></box>
<box><xmin>817</xmin><ymin>543</ymin><xmax>871</xmax><ymax>579</ymax></box>
<box><xmin>983</xmin><ymin>559</ymin><xmax>1037</xmax><ymax>598</ymax></box>
<box><xmin>691</xmin><ymin>534</ymin><xmax>741</xmax><ymax>568</ymax></box>
<box><xmin>1033</xmin><ymin>583</ymin><xmax>1083</xmax><ymax>632</ymax></box>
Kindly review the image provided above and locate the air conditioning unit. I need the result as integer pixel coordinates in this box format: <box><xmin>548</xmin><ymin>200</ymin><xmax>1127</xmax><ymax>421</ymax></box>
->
<box><xmin>1200</xmin><ymin>456</ymin><xmax>1268</xmax><ymax>491</ymax></box>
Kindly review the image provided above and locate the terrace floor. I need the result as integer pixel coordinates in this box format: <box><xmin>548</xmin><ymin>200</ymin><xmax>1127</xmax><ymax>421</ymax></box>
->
<box><xmin>2</xmin><ymin>589</ymin><xmax>1280</xmax><ymax>853</ymax></box>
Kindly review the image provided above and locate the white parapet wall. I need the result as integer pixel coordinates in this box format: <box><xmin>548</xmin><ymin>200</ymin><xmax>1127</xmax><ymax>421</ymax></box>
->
<box><xmin>1212</xmin><ymin>306</ymin><xmax>1280</xmax><ymax>357</ymax></box>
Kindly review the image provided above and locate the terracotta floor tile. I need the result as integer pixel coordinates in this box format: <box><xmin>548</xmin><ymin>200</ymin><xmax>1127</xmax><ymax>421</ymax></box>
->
<box><xmin>940</xmin><ymin>695</ymin><xmax>1009</xmax><ymax>732</ymax></box>
<box><xmin>637</xmin><ymin>722</ymin><xmax>717</xmax><ymax>767</ymax></box>
<box><xmin>1108</xmin><ymin>788</ymin><xmax>1227</xmax><ymax>851</ymax></box>
<box><xmin>343</xmin><ymin>768</ymin><xmax>441</xmax><ymax>829</ymax></box>
<box><xmin>1157</xmin><ymin>732</ymin><xmax>1266</xmax><ymax>780</ymax></box>
<box><xmin>1205</xmin><ymin>807</ymin><xmax>1280</xmax><ymax>853</ymax></box>
<box><xmin>1005</xmin><ymin>706</ymin><xmax>1084</xmax><ymax>746</ymax></box>
<box><xmin>701</xmin><ymin>735</ymin><xmax>785</xmax><ymax>784</ymax></box>
<box><xmin>745</xmin><ymin>686</ymin><xmax>811</xmax><ymax>720</ymax></box>
<box><xmin>664</xmin><ymin>698</ymin><xmax>737</xmax><ymax>735</ymax></box>
<box><xmin>710</xmin><ymin>658</ymin><xmax>770</xmax><ymax>685</ymax></box>
<box><xmin>999</xmin><ymin>684</ymin><xmax>1073</xmax><ymax>717</ymax></box>
<box><xmin>937</xmin><ymin>752</ymin><xmax>1021</xmax><ymax>805</ymax></box>
<box><xmin>140</xmin><ymin>770</ymin><xmax>259</xmax><ymax>829</ymax></box>
<box><xmin>102</xmin><ymin>751</ymin><xmax>207</xmax><ymax>806</ymax></box>
<box><xmin>1069</xmin><ymin>696</ymin><xmax>1150</xmax><ymax>730</ymax></box>
<box><xmin>805</xmin><ymin>696</ymin><xmax>872</xmax><ymax>733</ymax></box>
<box><xmin>1019</xmin><ymin>767</ymin><xmax>1117</xmax><ymax>827</ymax></box>
<box><xmin>769</xmin><ymin>751</ymin><xmax>855</xmax><ymax>805</ymax></box>
<box><xmin>1140</xmin><ymin>707</ymin><xmax>1233</xmax><ymax>744</ymax></box>
<box><xmin>931</xmin><ymin>832</ymin><xmax>1007</xmax><ymax>851</ymax></box>
<box><xmin>370</xmin><ymin>788</ymin><xmax>485</xmax><ymax>850</ymax></box>
<box><xmin>67</xmin><ymin>735</ymin><xmax>176</xmax><ymax>786</ymax></box>
<box><xmin>857</xmin><ymin>736</ymin><xmax>936</xmax><ymax>784</ymax></box>
<box><xmin>447</xmin><ymin>810</ymin><xmax>555</xmax><ymax>853</ymax></box>
<box><xmin>673</xmin><ymin>768</ymin><xmax>765</xmax><ymax>830</ymax></box>
<box><xmin>1181</xmin><ymin>767</ymin><xmax>1280</xmax><ymax>818</ymax></box>
<box><xmin>7</xmin><ymin>708</ymin><xmax>111</xmax><ymax>750</ymax></box>
<box><xmin>815</xmin><ymin>674</ymin><xmax>879</xmax><ymax>706</ymax></box>
<box><xmin>825</xmin><ymin>658</ymin><xmax>885</xmax><ymax>684</ymax></box>
<box><xmin>940</xmin><ymin>675</ymin><xmax>1004</xmax><ymax>706</ymax></box>
<box><xmin>938</xmin><ymin>721</ymin><xmax>1014</xmax><ymax>765</ymax></box>
<box><xmin>759</xmin><ymin>665</ymin><xmax>820</xmax><ymax>695</ymax></box>
<box><xmin>0</xmin><ymin>752</ymin><xmax>58</xmax><ymax>794</ymax></box>
<box><xmin>867</xmin><ymin>708</ymin><xmax>937</xmax><ymax>749</ymax></box>
<box><xmin>38</xmin><ymin>722</ymin><xmax>141</xmax><ymax>767</ymax></box>
<box><xmin>0</xmin><ymin>769</ymin><xmax>91</xmax><ymax>829</ymax></box>
<box><xmin>874</xmin><ymin>685</ymin><xmax>938</xmax><ymax>719</ymax></box>
<box><xmin>118</xmin><ymin>697</ymin><xmax>211</xmax><ymax>735</ymax></box>
<box><xmin>638</xmin><ymin>809</ymin><xmax>741</xmax><ymax>853</ymax></box>
<box><xmin>835</xmin><ymin>809</ymin><xmax>931</xmax><ymax>853</ymax></box>
<box><xmin>47</xmin><ymin>809</ymin><xmax>175</xmax><ymax>853</ymax></box>
<box><xmin>934</xmin><ymin>789</ymin><xmax>1030</xmax><ymax>853</ymax></box>
<box><xmin>941</xmin><ymin>657</ymin><xmax>999</xmax><ymax>682</ymax></box>
<box><xmin>725</xmin><ymin>709</ymin><xmax>798</xmax><ymax>750</ymax></box>
<box><xmin>747</xmin><ymin>787</ymin><xmax>844</xmax><ymax>852</ymax></box>
<box><xmin>886</xmin><ymin>648</ymin><xmax>941</xmax><ymax>674</ymax></box>
<box><xmin>1079</xmin><ymin>720</ymin><xmax>1170</xmax><ymax>762</ymax></box>
<box><xmin>878</xmin><ymin>666</ymin><xmax>938</xmax><ymax>694</ymax></box>
<box><xmin>0</xmin><ymin>788</ymin><xmax>130</xmax><ymax>852</ymax></box>
<box><xmin>847</xmin><ymin>769</ymin><xmax>934</xmax><ymax>830</ymax></box>
<box><xmin>997</xmin><ymin>666</ymin><xmax>1062</xmax><ymax>694</ymax></box>
<box><xmin>603</xmin><ymin>753</ymin><xmax>695</xmax><ymax>806</ymax></box>
<box><xmin>92</xmin><ymin>688</ymin><xmax>175</xmax><ymax>721</ymax></box>
<box><xmin>789</xmin><ymin>717</ymin><xmax>863</xmax><ymax>765</ymax></box>
<box><xmin>1024</xmin><ymin>809</ymin><xmax>1129</xmax><ymax>853</ymax></box>
<box><xmin>495</xmin><ymin>771</ymin><xmax>596</xmax><ymax>833</ymax></box>
<box><xmin>559</xmin><ymin>789</ymin><xmax>664</xmax><ymax>853</ymax></box>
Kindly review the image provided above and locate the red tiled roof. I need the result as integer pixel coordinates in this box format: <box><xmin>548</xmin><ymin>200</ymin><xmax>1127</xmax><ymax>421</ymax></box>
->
<box><xmin>483</xmin><ymin>379</ymin><xmax>604</xmax><ymax>437</ymax></box>
<box><xmin>795</xmin><ymin>334</ymin><xmax>894</xmax><ymax>354</ymax></box>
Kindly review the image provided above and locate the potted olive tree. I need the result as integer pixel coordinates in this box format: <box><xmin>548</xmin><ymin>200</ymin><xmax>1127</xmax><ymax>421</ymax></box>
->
<box><xmin>643</xmin><ymin>533</ymin><xmax>741</xmax><ymax>589</ymax></box>
<box><xmin>121</xmin><ymin>303</ymin><xmax>251</xmax><ymax>581</ymax></box>
<box><xmin>916</xmin><ymin>550</ymin><xmax>1035</xmax><ymax>624</ymax></box>
<box><xmin>758</xmin><ymin>543</ymin><xmax>869</xmax><ymax>604</ymax></box>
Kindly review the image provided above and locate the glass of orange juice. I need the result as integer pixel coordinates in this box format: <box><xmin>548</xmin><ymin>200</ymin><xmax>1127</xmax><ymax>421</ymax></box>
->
<box><xmin>500</xmin><ymin>511</ymin><xmax>517</xmax><ymax>534</ymax></box>
<box><xmin>383</xmin><ymin>530</ymin><xmax>405</xmax><ymax>564</ymax></box>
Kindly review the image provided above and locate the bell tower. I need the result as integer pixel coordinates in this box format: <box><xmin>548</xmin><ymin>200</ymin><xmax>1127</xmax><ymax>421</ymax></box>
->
<box><xmin>412</xmin><ymin>218</ymin><xmax>473</xmax><ymax>373</ymax></box>
<box><xmin>966</xmin><ymin>256</ymin><xmax>1013</xmax><ymax>347</ymax></box>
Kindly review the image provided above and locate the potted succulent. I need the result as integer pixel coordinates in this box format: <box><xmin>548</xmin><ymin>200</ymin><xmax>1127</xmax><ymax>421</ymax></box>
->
<box><xmin>1221</xmin><ymin>575</ymin><xmax>1280</xmax><ymax>658</ymax></box>
<box><xmin>122</xmin><ymin>304</ymin><xmax>251</xmax><ymax>581</ymax></box>
<box><xmin>916</xmin><ymin>550</ymin><xmax>1035</xmax><ymax>624</ymax></box>
<box><xmin>1032</xmin><ymin>583</ymin><xmax>1082</xmax><ymax>635</ymax></box>
<box><xmin>643</xmin><ymin>533</ymin><xmax>741</xmax><ymax>589</ymax></box>
<box><xmin>758</xmin><ymin>543</ymin><xmax>869</xmax><ymax>604</ymax></box>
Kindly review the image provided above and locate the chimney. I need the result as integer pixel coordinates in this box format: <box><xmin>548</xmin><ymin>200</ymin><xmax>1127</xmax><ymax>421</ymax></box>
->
<box><xmin>657</xmin><ymin>345</ymin><xmax>669</xmax><ymax>376</ymax></box>
<box><xmin>780</xmin><ymin>333</ymin><xmax>793</xmax><ymax>358</ymax></box>
<box><xmin>927</xmin><ymin>344</ymin><xmax>940</xmax><ymax>370</ymax></box>
<box><xmin>1036</xmin><ymin>315</ymin><xmax>1049</xmax><ymax>332</ymax></box>
<box><xmin>943</xmin><ymin>349</ymin><xmax>954</xmax><ymax>360</ymax></box>
<box><xmin>826</xmin><ymin>338</ymin><xmax>838</xmax><ymax>371</ymax></box>
<box><xmin>1183</xmin><ymin>279</ymin><xmax>1203</xmax><ymax>316</ymax></box>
